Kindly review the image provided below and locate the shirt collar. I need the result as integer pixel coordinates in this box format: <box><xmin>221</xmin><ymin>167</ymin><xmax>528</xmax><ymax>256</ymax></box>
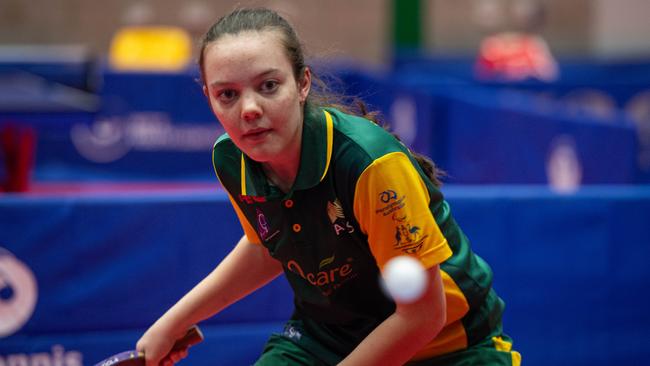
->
<box><xmin>240</xmin><ymin>106</ymin><xmax>334</xmax><ymax>197</ymax></box>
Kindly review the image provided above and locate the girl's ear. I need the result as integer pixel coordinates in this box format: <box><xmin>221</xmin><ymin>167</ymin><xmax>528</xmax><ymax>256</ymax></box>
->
<box><xmin>299</xmin><ymin>67</ymin><xmax>312</xmax><ymax>104</ymax></box>
<box><xmin>203</xmin><ymin>85</ymin><xmax>209</xmax><ymax>98</ymax></box>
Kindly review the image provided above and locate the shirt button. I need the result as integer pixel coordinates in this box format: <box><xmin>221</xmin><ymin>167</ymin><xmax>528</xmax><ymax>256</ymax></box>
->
<box><xmin>284</xmin><ymin>199</ymin><xmax>294</xmax><ymax>208</ymax></box>
<box><xmin>292</xmin><ymin>223</ymin><xmax>301</xmax><ymax>232</ymax></box>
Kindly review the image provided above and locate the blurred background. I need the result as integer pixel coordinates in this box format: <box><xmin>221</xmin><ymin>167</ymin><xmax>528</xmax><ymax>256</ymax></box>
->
<box><xmin>1</xmin><ymin>0</ymin><xmax>649</xmax><ymax>365</ymax></box>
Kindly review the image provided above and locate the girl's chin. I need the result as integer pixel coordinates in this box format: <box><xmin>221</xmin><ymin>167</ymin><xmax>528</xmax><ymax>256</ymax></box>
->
<box><xmin>244</xmin><ymin>146</ymin><xmax>278</xmax><ymax>162</ymax></box>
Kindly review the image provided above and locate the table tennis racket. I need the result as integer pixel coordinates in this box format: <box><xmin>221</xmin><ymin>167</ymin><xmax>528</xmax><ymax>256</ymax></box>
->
<box><xmin>94</xmin><ymin>325</ymin><xmax>204</xmax><ymax>366</ymax></box>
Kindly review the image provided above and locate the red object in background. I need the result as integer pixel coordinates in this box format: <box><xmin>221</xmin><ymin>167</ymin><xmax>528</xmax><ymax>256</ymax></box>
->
<box><xmin>0</xmin><ymin>124</ymin><xmax>37</xmax><ymax>192</ymax></box>
<box><xmin>475</xmin><ymin>32</ymin><xmax>559</xmax><ymax>82</ymax></box>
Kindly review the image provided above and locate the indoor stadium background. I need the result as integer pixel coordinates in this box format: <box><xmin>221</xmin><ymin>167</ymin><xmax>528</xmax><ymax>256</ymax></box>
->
<box><xmin>1</xmin><ymin>1</ymin><xmax>649</xmax><ymax>365</ymax></box>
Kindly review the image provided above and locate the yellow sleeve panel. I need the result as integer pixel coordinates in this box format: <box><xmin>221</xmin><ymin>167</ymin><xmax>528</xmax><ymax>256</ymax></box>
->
<box><xmin>227</xmin><ymin>193</ymin><xmax>262</xmax><ymax>245</ymax></box>
<box><xmin>353</xmin><ymin>152</ymin><xmax>452</xmax><ymax>270</ymax></box>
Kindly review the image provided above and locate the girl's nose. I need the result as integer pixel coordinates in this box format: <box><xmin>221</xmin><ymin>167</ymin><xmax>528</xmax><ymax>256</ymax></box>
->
<box><xmin>240</xmin><ymin>93</ymin><xmax>262</xmax><ymax>121</ymax></box>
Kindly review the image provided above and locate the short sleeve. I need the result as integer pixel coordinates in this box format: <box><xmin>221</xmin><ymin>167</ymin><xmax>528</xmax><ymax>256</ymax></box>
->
<box><xmin>227</xmin><ymin>193</ymin><xmax>262</xmax><ymax>245</ymax></box>
<box><xmin>352</xmin><ymin>152</ymin><xmax>452</xmax><ymax>270</ymax></box>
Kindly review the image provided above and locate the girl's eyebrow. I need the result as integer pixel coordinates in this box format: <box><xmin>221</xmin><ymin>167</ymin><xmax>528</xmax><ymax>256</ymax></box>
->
<box><xmin>209</xmin><ymin>68</ymin><xmax>280</xmax><ymax>88</ymax></box>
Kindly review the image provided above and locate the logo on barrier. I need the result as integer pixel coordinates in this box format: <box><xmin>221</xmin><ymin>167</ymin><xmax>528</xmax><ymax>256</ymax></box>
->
<box><xmin>0</xmin><ymin>345</ymin><xmax>82</xmax><ymax>366</ymax></box>
<box><xmin>390</xmin><ymin>96</ymin><xmax>417</xmax><ymax>147</ymax></box>
<box><xmin>70</xmin><ymin>117</ymin><xmax>131</xmax><ymax>163</ymax></box>
<box><xmin>546</xmin><ymin>135</ymin><xmax>582</xmax><ymax>194</ymax></box>
<box><xmin>0</xmin><ymin>247</ymin><xmax>38</xmax><ymax>337</ymax></box>
<box><xmin>71</xmin><ymin>112</ymin><xmax>221</xmax><ymax>163</ymax></box>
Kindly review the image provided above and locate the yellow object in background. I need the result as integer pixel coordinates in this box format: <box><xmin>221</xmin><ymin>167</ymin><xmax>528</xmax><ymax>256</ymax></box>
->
<box><xmin>109</xmin><ymin>26</ymin><xmax>191</xmax><ymax>71</ymax></box>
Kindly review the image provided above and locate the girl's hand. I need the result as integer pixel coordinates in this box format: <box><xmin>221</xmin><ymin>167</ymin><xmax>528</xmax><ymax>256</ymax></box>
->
<box><xmin>159</xmin><ymin>348</ymin><xmax>189</xmax><ymax>366</ymax></box>
<box><xmin>136</xmin><ymin>325</ymin><xmax>194</xmax><ymax>366</ymax></box>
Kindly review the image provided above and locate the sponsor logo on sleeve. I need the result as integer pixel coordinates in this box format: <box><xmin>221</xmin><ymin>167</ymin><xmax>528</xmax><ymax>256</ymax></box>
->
<box><xmin>379</xmin><ymin>190</ymin><xmax>398</xmax><ymax>203</ymax></box>
<box><xmin>376</xmin><ymin>190</ymin><xmax>406</xmax><ymax>217</ymax></box>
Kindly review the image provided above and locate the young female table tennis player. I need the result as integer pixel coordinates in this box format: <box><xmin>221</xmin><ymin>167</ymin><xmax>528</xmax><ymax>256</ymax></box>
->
<box><xmin>136</xmin><ymin>8</ymin><xmax>520</xmax><ymax>366</ymax></box>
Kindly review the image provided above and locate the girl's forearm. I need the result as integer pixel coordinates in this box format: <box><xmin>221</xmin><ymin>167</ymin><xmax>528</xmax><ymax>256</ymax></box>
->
<box><xmin>338</xmin><ymin>266</ymin><xmax>447</xmax><ymax>366</ymax></box>
<box><xmin>151</xmin><ymin>235</ymin><xmax>283</xmax><ymax>337</ymax></box>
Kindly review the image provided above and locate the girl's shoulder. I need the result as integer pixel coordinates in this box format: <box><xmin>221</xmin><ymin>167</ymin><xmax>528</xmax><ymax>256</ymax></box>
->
<box><xmin>324</xmin><ymin>107</ymin><xmax>408</xmax><ymax>162</ymax></box>
<box><xmin>211</xmin><ymin>132</ymin><xmax>241</xmax><ymax>182</ymax></box>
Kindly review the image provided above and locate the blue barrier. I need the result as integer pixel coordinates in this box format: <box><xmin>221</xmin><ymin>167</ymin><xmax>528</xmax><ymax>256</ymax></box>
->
<box><xmin>0</xmin><ymin>45</ymin><xmax>96</xmax><ymax>92</ymax></box>
<box><xmin>1</xmin><ymin>186</ymin><xmax>649</xmax><ymax>366</ymax></box>
<box><xmin>0</xmin><ymin>323</ymin><xmax>284</xmax><ymax>366</ymax></box>
<box><xmin>391</xmin><ymin>56</ymin><xmax>650</xmax><ymax>182</ymax></box>
<box><xmin>335</xmin><ymin>68</ymin><xmax>640</xmax><ymax>185</ymax></box>
<box><xmin>0</xmin><ymin>66</ymin><xmax>223</xmax><ymax>182</ymax></box>
<box><xmin>442</xmin><ymin>88</ymin><xmax>638</xmax><ymax>184</ymax></box>
<box><xmin>393</xmin><ymin>55</ymin><xmax>650</xmax><ymax>89</ymax></box>
<box><xmin>100</xmin><ymin>67</ymin><xmax>213</xmax><ymax>124</ymax></box>
<box><xmin>445</xmin><ymin>186</ymin><xmax>650</xmax><ymax>366</ymax></box>
<box><xmin>1</xmin><ymin>59</ymin><xmax>649</xmax><ymax>184</ymax></box>
<box><xmin>0</xmin><ymin>190</ymin><xmax>293</xmax><ymax>333</ymax></box>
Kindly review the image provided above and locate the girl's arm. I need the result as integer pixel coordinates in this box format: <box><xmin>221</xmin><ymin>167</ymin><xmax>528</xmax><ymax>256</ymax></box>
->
<box><xmin>137</xmin><ymin>234</ymin><xmax>283</xmax><ymax>366</ymax></box>
<box><xmin>338</xmin><ymin>264</ymin><xmax>447</xmax><ymax>366</ymax></box>
<box><xmin>345</xmin><ymin>149</ymin><xmax>453</xmax><ymax>365</ymax></box>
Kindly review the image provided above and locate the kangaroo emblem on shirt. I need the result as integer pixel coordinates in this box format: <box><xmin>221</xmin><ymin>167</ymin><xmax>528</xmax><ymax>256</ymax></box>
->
<box><xmin>392</xmin><ymin>213</ymin><xmax>427</xmax><ymax>254</ymax></box>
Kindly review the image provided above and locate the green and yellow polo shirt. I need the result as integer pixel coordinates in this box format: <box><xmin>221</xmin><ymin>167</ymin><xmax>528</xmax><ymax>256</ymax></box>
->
<box><xmin>212</xmin><ymin>106</ymin><xmax>504</xmax><ymax>361</ymax></box>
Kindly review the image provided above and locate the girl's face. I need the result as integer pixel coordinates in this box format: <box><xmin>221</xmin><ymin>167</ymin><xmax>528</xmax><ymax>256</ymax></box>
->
<box><xmin>202</xmin><ymin>29</ymin><xmax>311</xmax><ymax>165</ymax></box>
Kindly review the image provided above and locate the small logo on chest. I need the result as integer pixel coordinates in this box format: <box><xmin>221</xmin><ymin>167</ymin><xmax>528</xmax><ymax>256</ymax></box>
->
<box><xmin>239</xmin><ymin>194</ymin><xmax>266</xmax><ymax>204</ymax></box>
<box><xmin>256</xmin><ymin>208</ymin><xmax>270</xmax><ymax>240</ymax></box>
<box><xmin>327</xmin><ymin>199</ymin><xmax>354</xmax><ymax>235</ymax></box>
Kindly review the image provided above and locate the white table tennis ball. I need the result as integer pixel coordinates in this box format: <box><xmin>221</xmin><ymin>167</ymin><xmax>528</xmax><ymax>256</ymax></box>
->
<box><xmin>381</xmin><ymin>255</ymin><xmax>428</xmax><ymax>303</ymax></box>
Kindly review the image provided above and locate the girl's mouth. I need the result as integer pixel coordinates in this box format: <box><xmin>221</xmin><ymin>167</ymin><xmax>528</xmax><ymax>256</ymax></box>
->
<box><xmin>243</xmin><ymin>128</ymin><xmax>271</xmax><ymax>142</ymax></box>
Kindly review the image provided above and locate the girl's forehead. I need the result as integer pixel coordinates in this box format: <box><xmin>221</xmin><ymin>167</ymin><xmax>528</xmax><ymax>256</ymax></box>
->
<box><xmin>203</xmin><ymin>30</ymin><xmax>291</xmax><ymax>80</ymax></box>
<box><xmin>208</xmin><ymin>29</ymin><xmax>285</xmax><ymax>54</ymax></box>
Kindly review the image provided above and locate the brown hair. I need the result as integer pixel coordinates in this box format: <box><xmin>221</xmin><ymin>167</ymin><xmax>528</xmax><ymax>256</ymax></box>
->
<box><xmin>198</xmin><ymin>7</ymin><xmax>443</xmax><ymax>186</ymax></box>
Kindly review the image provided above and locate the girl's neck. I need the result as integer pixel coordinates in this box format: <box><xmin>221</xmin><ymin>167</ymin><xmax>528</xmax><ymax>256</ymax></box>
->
<box><xmin>261</xmin><ymin>113</ymin><xmax>304</xmax><ymax>193</ymax></box>
<box><xmin>262</xmin><ymin>158</ymin><xmax>299</xmax><ymax>193</ymax></box>
<box><xmin>262</xmin><ymin>116</ymin><xmax>303</xmax><ymax>193</ymax></box>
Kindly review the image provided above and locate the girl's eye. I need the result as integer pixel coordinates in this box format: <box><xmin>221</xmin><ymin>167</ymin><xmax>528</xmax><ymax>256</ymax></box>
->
<box><xmin>217</xmin><ymin>89</ymin><xmax>238</xmax><ymax>103</ymax></box>
<box><xmin>260</xmin><ymin>80</ymin><xmax>279</xmax><ymax>93</ymax></box>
